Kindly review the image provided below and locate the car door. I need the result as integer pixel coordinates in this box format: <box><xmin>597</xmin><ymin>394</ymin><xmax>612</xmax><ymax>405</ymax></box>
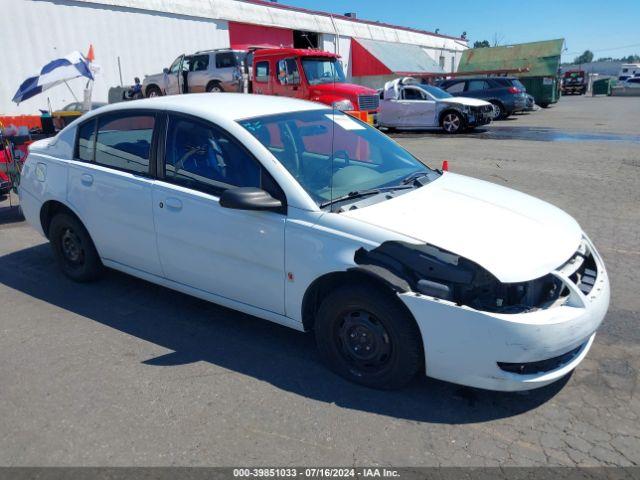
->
<box><xmin>67</xmin><ymin>111</ymin><xmax>163</xmax><ymax>276</ymax></box>
<box><xmin>214</xmin><ymin>51</ymin><xmax>242</xmax><ymax>92</ymax></box>
<box><xmin>399</xmin><ymin>86</ymin><xmax>437</xmax><ymax>127</ymax></box>
<box><xmin>273</xmin><ymin>58</ymin><xmax>305</xmax><ymax>99</ymax></box>
<box><xmin>151</xmin><ymin>113</ymin><xmax>286</xmax><ymax>314</ymax></box>
<box><xmin>165</xmin><ymin>55</ymin><xmax>185</xmax><ymax>95</ymax></box>
<box><xmin>186</xmin><ymin>54</ymin><xmax>209</xmax><ymax>93</ymax></box>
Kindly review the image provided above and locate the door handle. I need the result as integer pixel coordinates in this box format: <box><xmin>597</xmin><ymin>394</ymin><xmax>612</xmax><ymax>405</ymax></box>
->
<box><xmin>80</xmin><ymin>173</ymin><xmax>94</xmax><ymax>186</ymax></box>
<box><xmin>164</xmin><ymin>197</ymin><xmax>183</xmax><ymax>211</ymax></box>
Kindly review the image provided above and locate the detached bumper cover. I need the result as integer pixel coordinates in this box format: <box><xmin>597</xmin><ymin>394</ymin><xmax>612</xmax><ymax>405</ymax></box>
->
<box><xmin>399</xmin><ymin>236</ymin><xmax>609</xmax><ymax>391</ymax></box>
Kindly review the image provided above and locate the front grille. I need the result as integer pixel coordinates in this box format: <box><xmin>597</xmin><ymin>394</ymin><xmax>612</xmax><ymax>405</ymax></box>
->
<box><xmin>498</xmin><ymin>342</ymin><xmax>585</xmax><ymax>375</ymax></box>
<box><xmin>358</xmin><ymin>94</ymin><xmax>379</xmax><ymax>111</ymax></box>
<box><xmin>472</xmin><ymin>105</ymin><xmax>494</xmax><ymax>115</ymax></box>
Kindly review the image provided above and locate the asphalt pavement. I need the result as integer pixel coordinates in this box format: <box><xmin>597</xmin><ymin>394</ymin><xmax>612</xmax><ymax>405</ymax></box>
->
<box><xmin>0</xmin><ymin>95</ymin><xmax>638</xmax><ymax>466</ymax></box>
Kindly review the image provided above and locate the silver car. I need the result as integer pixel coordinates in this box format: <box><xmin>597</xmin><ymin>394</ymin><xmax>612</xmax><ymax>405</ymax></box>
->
<box><xmin>143</xmin><ymin>49</ymin><xmax>245</xmax><ymax>97</ymax></box>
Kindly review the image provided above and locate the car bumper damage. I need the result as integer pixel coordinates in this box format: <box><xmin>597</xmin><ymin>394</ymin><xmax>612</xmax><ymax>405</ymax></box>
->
<box><xmin>354</xmin><ymin>236</ymin><xmax>609</xmax><ymax>391</ymax></box>
<box><xmin>465</xmin><ymin>105</ymin><xmax>494</xmax><ymax>127</ymax></box>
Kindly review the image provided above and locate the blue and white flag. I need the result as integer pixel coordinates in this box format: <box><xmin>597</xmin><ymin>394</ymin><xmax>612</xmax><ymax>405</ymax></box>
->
<box><xmin>12</xmin><ymin>51</ymin><xmax>94</xmax><ymax>104</ymax></box>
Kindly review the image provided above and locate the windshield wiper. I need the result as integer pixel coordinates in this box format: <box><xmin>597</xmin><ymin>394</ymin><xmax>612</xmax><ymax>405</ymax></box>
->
<box><xmin>320</xmin><ymin>185</ymin><xmax>413</xmax><ymax>209</ymax></box>
<box><xmin>401</xmin><ymin>171</ymin><xmax>433</xmax><ymax>185</ymax></box>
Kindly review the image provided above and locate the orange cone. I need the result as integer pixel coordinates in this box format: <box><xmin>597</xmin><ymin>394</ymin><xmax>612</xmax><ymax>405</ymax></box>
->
<box><xmin>86</xmin><ymin>44</ymin><xmax>95</xmax><ymax>62</ymax></box>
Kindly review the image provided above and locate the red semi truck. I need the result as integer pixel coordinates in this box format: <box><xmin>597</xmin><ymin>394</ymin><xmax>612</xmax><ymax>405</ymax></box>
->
<box><xmin>247</xmin><ymin>48</ymin><xmax>379</xmax><ymax>122</ymax></box>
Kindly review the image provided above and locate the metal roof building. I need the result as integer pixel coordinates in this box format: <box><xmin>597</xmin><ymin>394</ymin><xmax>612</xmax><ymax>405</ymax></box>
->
<box><xmin>1</xmin><ymin>0</ymin><xmax>468</xmax><ymax>114</ymax></box>
<box><xmin>457</xmin><ymin>39</ymin><xmax>564</xmax><ymax>78</ymax></box>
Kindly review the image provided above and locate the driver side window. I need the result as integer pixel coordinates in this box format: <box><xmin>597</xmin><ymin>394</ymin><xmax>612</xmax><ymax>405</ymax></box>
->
<box><xmin>402</xmin><ymin>87</ymin><xmax>426</xmax><ymax>100</ymax></box>
<box><xmin>169</xmin><ymin>56</ymin><xmax>182</xmax><ymax>74</ymax></box>
<box><xmin>164</xmin><ymin>115</ymin><xmax>261</xmax><ymax>195</ymax></box>
<box><xmin>277</xmin><ymin>58</ymin><xmax>300</xmax><ymax>85</ymax></box>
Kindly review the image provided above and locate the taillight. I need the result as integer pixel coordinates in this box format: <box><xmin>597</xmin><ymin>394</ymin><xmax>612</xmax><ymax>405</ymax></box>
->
<box><xmin>507</xmin><ymin>86</ymin><xmax>521</xmax><ymax>94</ymax></box>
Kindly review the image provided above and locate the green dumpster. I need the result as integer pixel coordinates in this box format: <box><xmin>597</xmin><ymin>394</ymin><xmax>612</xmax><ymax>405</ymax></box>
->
<box><xmin>592</xmin><ymin>78</ymin><xmax>612</xmax><ymax>96</ymax></box>
<box><xmin>519</xmin><ymin>76</ymin><xmax>559</xmax><ymax>108</ymax></box>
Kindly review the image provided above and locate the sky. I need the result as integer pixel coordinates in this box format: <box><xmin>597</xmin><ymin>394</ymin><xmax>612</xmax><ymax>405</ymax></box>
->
<box><xmin>278</xmin><ymin>0</ymin><xmax>640</xmax><ymax>62</ymax></box>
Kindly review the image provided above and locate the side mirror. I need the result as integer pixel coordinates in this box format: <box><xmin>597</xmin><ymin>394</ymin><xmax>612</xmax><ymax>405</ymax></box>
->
<box><xmin>219</xmin><ymin>187</ymin><xmax>282</xmax><ymax>211</ymax></box>
<box><xmin>163</xmin><ymin>68</ymin><xmax>170</xmax><ymax>74</ymax></box>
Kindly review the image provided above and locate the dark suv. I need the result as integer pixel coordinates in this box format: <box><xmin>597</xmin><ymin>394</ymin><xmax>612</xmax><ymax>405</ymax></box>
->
<box><xmin>436</xmin><ymin>77</ymin><xmax>528</xmax><ymax>119</ymax></box>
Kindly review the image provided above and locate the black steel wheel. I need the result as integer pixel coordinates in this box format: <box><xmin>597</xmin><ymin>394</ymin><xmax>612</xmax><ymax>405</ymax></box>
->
<box><xmin>50</xmin><ymin>213</ymin><xmax>103</xmax><ymax>282</ymax></box>
<box><xmin>315</xmin><ymin>284</ymin><xmax>423</xmax><ymax>389</ymax></box>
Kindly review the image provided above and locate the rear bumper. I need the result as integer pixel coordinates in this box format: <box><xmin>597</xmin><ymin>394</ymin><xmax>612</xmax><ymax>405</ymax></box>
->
<box><xmin>398</xmin><ymin>236</ymin><xmax>610</xmax><ymax>391</ymax></box>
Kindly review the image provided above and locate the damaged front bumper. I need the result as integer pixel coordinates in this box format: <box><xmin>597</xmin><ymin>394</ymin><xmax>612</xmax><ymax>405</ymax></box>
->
<box><xmin>398</xmin><ymin>236</ymin><xmax>609</xmax><ymax>391</ymax></box>
<box><xmin>465</xmin><ymin>107</ymin><xmax>493</xmax><ymax>127</ymax></box>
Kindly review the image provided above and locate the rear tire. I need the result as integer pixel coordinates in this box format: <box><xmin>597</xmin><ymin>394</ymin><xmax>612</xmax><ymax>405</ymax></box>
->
<box><xmin>49</xmin><ymin>213</ymin><xmax>103</xmax><ymax>282</ymax></box>
<box><xmin>206</xmin><ymin>82</ymin><xmax>223</xmax><ymax>93</ymax></box>
<box><xmin>314</xmin><ymin>284</ymin><xmax>423</xmax><ymax>390</ymax></box>
<box><xmin>146</xmin><ymin>85</ymin><xmax>162</xmax><ymax>98</ymax></box>
<box><xmin>490</xmin><ymin>101</ymin><xmax>508</xmax><ymax>120</ymax></box>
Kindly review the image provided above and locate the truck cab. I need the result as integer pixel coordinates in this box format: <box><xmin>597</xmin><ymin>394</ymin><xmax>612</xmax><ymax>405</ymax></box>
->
<box><xmin>250</xmin><ymin>48</ymin><xmax>380</xmax><ymax>118</ymax></box>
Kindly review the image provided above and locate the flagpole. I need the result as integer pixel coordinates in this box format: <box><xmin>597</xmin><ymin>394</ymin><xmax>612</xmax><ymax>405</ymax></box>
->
<box><xmin>63</xmin><ymin>80</ymin><xmax>79</xmax><ymax>102</ymax></box>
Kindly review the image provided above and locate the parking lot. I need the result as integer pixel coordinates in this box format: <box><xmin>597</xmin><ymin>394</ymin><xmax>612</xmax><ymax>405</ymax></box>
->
<box><xmin>0</xmin><ymin>95</ymin><xmax>638</xmax><ymax>466</ymax></box>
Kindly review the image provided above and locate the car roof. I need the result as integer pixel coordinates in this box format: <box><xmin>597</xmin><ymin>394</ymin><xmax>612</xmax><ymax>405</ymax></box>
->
<box><xmin>80</xmin><ymin>93</ymin><xmax>327</xmax><ymax>123</ymax></box>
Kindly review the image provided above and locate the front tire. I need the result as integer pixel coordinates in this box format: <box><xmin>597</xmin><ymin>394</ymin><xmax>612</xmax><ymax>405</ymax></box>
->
<box><xmin>441</xmin><ymin>111</ymin><xmax>464</xmax><ymax>134</ymax></box>
<box><xmin>49</xmin><ymin>213</ymin><xmax>103</xmax><ymax>282</ymax></box>
<box><xmin>315</xmin><ymin>284</ymin><xmax>423</xmax><ymax>389</ymax></box>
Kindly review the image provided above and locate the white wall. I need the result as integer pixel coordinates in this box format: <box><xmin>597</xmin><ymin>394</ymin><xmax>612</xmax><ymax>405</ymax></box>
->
<box><xmin>320</xmin><ymin>34</ymin><xmax>353</xmax><ymax>77</ymax></box>
<box><xmin>1</xmin><ymin>0</ymin><xmax>229</xmax><ymax>114</ymax></box>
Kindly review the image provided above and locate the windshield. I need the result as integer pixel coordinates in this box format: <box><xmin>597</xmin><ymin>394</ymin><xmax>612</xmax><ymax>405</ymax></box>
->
<box><xmin>301</xmin><ymin>58</ymin><xmax>346</xmax><ymax>85</ymax></box>
<box><xmin>239</xmin><ymin>110</ymin><xmax>436</xmax><ymax>206</ymax></box>
<box><xmin>417</xmin><ymin>84</ymin><xmax>453</xmax><ymax>99</ymax></box>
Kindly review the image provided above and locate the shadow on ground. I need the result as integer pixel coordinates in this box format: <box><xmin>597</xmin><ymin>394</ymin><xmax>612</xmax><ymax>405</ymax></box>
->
<box><xmin>0</xmin><ymin>243</ymin><xmax>570</xmax><ymax>424</ymax></box>
<box><xmin>0</xmin><ymin>198</ymin><xmax>23</xmax><ymax>226</ymax></box>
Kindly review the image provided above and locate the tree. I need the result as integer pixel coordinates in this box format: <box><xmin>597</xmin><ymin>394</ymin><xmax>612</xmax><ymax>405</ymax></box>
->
<box><xmin>473</xmin><ymin>40</ymin><xmax>490</xmax><ymax>49</ymax></box>
<box><xmin>573</xmin><ymin>50</ymin><xmax>594</xmax><ymax>64</ymax></box>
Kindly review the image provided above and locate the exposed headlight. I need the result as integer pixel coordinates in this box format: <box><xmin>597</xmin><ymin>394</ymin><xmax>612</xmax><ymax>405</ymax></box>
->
<box><xmin>354</xmin><ymin>241</ymin><xmax>567</xmax><ymax>314</ymax></box>
<box><xmin>331</xmin><ymin>99</ymin><xmax>354</xmax><ymax>111</ymax></box>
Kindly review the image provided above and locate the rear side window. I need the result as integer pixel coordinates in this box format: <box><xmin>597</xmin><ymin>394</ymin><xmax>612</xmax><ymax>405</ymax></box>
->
<box><xmin>191</xmin><ymin>55</ymin><xmax>209</xmax><ymax>72</ymax></box>
<box><xmin>255</xmin><ymin>61</ymin><xmax>270</xmax><ymax>82</ymax></box>
<box><xmin>76</xmin><ymin>120</ymin><xmax>96</xmax><ymax>161</ymax></box>
<box><xmin>95</xmin><ymin>114</ymin><xmax>155</xmax><ymax>174</ymax></box>
<box><xmin>467</xmin><ymin>80</ymin><xmax>490</xmax><ymax>91</ymax></box>
<box><xmin>216</xmin><ymin>52</ymin><xmax>237</xmax><ymax>68</ymax></box>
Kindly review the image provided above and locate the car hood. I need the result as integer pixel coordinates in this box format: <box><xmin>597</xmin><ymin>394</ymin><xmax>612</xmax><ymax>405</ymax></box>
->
<box><xmin>143</xmin><ymin>72</ymin><xmax>164</xmax><ymax>84</ymax></box>
<box><xmin>440</xmin><ymin>97</ymin><xmax>492</xmax><ymax>107</ymax></box>
<box><xmin>310</xmin><ymin>82</ymin><xmax>378</xmax><ymax>97</ymax></box>
<box><xmin>342</xmin><ymin>173</ymin><xmax>582</xmax><ymax>282</ymax></box>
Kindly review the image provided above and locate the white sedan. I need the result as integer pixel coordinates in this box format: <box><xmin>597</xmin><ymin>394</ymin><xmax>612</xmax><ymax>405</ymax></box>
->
<box><xmin>19</xmin><ymin>93</ymin><xmax>609</xmax><ymax>391</ymax></box>
<box><xmin>378</xmin><ymin>78</ymin><xmax>495</xmax><ymax>133</ymax></box>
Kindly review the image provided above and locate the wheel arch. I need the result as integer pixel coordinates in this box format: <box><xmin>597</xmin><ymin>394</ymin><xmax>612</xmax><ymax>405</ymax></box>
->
<box><xmin>206</xmin><ymin>79</ymin><xmax>223</xmax><ymax>91</ymax></box>
<box><xmin>39</xmin><ymin>200</ymin><xmax>84</xmax><ymax>239</ymax></box>
<box><xmin>145</xmin><ymin>84</ymin><xmax>162</xmax><ymax>97</ymax></box>
<box><xmin>300</xmin><ymin>269</ymin><xmax>418</xmax><ymax>334</ymax></box>
<box><xmin>438</xmin><ymin>107</ymin><xmax>466</xmax><ymax>125</ymax></box>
